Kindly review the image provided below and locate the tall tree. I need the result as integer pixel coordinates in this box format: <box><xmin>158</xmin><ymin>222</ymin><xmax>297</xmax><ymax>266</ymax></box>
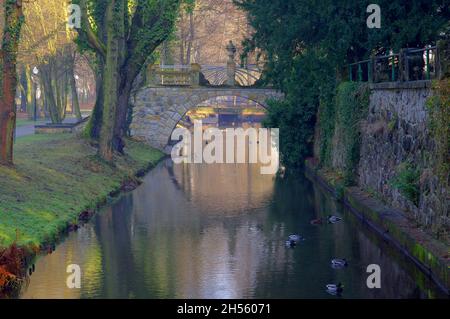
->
<box><xmin>76</xmin><ymin>0</ymin><xmax>181</xmax><ymax>160</ymax></box>
<box><xmin>0</xmin><ymin>0</ymin><xmax>24</xmax><ymax>166</ymax></box>
<box><xmin>39</xmin><ymin>48</ymin><xmax>74</xmax><ymax>124</ymax></box>
<box><xmin>235</xmin><ymin>0</ymin><xmax>449</xmax><ymax>167</ymax></box>
<box><xmin>170</xmin><ymin>0</ymin><xmax>252</xmax><ymax>65</ymax></box>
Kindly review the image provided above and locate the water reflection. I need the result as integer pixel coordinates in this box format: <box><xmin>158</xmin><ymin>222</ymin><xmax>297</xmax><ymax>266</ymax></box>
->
<box><xmin>21</xmin><ymin>159</ymin><xmax>444</xmax><ymax>299</ymax></box>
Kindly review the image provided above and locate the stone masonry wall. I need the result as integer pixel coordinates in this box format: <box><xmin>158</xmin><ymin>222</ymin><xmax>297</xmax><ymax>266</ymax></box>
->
<box><xmin>129</xmin><ymin>86</ymin><xmax>283</xmax><ymax>153</ymax></box>
<box><xmin>358</xmin><ymin>81</ymin><xmax>448</xmax><ymax>234</ymax></box>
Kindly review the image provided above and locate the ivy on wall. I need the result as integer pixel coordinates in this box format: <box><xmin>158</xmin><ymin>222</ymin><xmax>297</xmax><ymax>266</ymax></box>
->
<box><xmin>317</xmin><ymin>81</ymin><xmax>370</xmax><ymax>185</ymax></box>
<box><xmin>335</xmin><ymin>82</ymin><xmax>370</xmax><ymax>184</ymax></box>
<box><xmin>317</xmin><ymin>88</ymin><xmax>335</xmax><ymax>168</ymax></box>
<box><xmin>426</xmin><ymin>79</ymin><xmax>450</xmax><ymax>186</ymax></box>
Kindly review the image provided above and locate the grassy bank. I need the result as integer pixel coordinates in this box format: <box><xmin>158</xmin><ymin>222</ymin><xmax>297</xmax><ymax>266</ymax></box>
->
<box><xmin>0</xmin><ymin>134</ymin><xmax>164</xmax><ymax>250</ymax></box>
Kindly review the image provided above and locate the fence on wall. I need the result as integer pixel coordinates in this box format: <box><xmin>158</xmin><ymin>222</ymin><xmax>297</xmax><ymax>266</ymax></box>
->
<box><xmin>348</xmin><ymin>46</ymin><xmax>439</xmax><ymax>83</ymax></box>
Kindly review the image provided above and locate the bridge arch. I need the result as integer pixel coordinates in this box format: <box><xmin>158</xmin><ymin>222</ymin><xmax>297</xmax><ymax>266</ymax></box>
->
<box><xmin>130</xmin><ymin>86</ymin><xmax>283</xmax><ymax>152</ymax></box>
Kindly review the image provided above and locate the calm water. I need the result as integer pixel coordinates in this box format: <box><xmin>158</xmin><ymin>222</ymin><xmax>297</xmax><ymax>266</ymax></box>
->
<box><xmin>20</xmin><ymin>159</ymin><xmax>444</xmax><ymax>299</ymax></box>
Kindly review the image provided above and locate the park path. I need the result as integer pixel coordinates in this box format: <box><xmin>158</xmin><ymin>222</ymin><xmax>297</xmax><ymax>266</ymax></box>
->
<box><xmin>15</xmin><ymin>117</ymin><xmax>87</xmax><ymax>139</ymax></box>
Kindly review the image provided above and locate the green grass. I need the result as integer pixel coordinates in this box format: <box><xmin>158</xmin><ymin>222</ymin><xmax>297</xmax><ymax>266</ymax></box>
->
<box><xmin>0</xmin><ymin>134</ymin><xmax>164</xmax><ymax>250</ymax></box>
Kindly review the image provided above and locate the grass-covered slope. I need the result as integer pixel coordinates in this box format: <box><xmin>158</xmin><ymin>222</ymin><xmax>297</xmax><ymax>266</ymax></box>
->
<box><xmin>0</xmin><ymin>134</ymin><xmax>163</xmax><ymax>249</ymax></box>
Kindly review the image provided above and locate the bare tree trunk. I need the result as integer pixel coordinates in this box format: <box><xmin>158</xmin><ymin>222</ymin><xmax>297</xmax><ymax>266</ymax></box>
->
<box><xmin>70</xmin><ymin>68</ymin><xmax>82</xmax><ymax>121</ymax></box>
<box><xmin>161</xmin><ymin>40</ymin><xmax>173</xmax><ymax>65</ymax></box>
<box><xmin>60</xmin><ymin>60</ymin><xmax>69</xmax><ymax>122</ymax></box>
<box><xmin>24</xmin><ymin>65</ymin><xmax>35</xmax><ymax>120</ymax></box>
<box><xmin>40</xmin><ymin>61</ymin><xmax>61</xmax><ymax>124</ymax></box>
<box><xmin>0</xmin><ymin>0</ymin><xmax>23</xmax><ymax>166</ymax></box>
<box><xmin>19</xmin><ymin>67</ymin><xmax>27</xmax><ymax>113</ymax></box>
<box><xmin>179</xmin><ymin>13</ymin><xmax>185</xmax><ymax>64</ymax></box>
<box><xmin>186</xmin><ymin>11</ymin><xmax>194</xmax><ymax>64</ymax></box>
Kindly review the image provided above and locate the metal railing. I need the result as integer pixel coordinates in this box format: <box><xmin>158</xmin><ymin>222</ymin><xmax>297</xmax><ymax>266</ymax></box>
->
<box><xmin>348</xmin><ymin>46</ymin><xmax>438</xmax><ymax>83</ymax></box>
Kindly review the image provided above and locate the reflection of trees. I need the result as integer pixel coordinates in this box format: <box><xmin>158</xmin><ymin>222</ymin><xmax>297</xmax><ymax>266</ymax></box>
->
<box><xmin>165</xmin><ymin>160</ymin><xmax>183</xmax><ymax>191</ymax></box>
<box><xmin>80</xmin><ymin>234</ymin><xmax>103</xmax><ymax>299</ymax></box>
<box><xmin>91</xmin><ymin>196</ymin><xmax>138</xmax><ymax>298</ymax></box>
<box><xmin>21</xmin><ymin>226</ymin><xmax>103</xmax><ymax>299</ymax></box>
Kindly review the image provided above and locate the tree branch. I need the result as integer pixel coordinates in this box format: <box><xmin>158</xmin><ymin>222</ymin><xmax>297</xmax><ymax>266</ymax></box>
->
<box><xmin>79</xmin><ymin>0</ymin><xmax>106</xmax><ymax>58</ymax></box>
<box><xmin>123</xmin><ymin>0</ymin><xmax>181</xmax><ymax>83</ymax></box>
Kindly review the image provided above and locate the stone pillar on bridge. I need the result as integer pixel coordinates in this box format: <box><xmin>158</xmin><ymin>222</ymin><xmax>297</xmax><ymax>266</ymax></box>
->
<box><xmin>226</xmin><ymin>40</ymin><xmax>237</xmax><ymax>86</ymax></box>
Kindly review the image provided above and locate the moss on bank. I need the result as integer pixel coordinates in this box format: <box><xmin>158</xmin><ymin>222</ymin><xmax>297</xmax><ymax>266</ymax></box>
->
<box><xmin>0</xmin><ymin>134</ymin><xmax>164</xmax><ymax>250</ymax></box>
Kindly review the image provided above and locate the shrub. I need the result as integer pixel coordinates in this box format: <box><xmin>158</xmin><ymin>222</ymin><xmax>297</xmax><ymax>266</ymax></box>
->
<box><xmin>390</xmin><ymin>163</ymin><xmax>421</xmax><ymax>206</ymax></box>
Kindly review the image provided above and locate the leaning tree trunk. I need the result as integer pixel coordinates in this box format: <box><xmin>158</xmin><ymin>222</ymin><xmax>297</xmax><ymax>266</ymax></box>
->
<box><xmin>0</xmin><ymin>0</ymin><xmax>23</xmax><ymax>166</ymax></box>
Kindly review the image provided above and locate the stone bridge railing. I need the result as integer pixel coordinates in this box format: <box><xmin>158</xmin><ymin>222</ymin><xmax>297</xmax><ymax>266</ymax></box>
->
<box><xmin>147</xmin><ymin>64</ymin><xmax>201</xmax><ymax>87</ymax></box>
<box><xmin>146</xmin><ymin>40</ymin><xmax>263</xmax><ymax>88</ymax></box>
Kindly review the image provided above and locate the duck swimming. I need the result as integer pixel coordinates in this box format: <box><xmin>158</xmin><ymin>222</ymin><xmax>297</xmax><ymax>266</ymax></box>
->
<box><xmin>326</xmin><ymin>283</ymin><xmax>344</xmax><ymax>294</ymax></box>
<box><xmin>331</xmin><ymin>258</ymin><xmax>348</xmax><ymax>268</ymax></box>
<box><xmin>328</xmin><ymin>215</ymin><xmax>342</xmax><ymax>224</ymax></box>
<box><xmin>288</xmin><ymin>234</ymin><xmax>304</xmax><ymax>242</ymax></box>
<box><xmin>285</xmin><ymin>240</ymin><xmax>296</xmax><ymax>248</ymax></box>
<box><xmin>286</xmin><ymin>234</ymin><xmax>304</xmax><ymax>247</ymax></box>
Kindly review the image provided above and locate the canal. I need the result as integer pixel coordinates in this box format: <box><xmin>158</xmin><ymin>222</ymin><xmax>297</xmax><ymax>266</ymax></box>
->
<box><xmin>20</xmin><ymin>158</ymin><xmax>444</xmax><ymax>298</ymax></box>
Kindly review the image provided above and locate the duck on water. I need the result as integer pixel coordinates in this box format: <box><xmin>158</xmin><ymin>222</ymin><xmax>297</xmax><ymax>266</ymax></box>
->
<box><xmin>286</xmin><ymin>234</ymin><xmax>305</xmax><ymax>247</ymax></box>
<box><xmin>326</xmin><ymin>283</ymin><xmax>344</xmax><ymax>295</ymax></box>
<box><xmin>328</xmin><ymin>215</ymin><xmax>342</xmax><ymax>224</ymax></box>
<box><xmin>331</xmin><ymin>258</ymin><xmax>348</xmax><ymax>269</ymax></box>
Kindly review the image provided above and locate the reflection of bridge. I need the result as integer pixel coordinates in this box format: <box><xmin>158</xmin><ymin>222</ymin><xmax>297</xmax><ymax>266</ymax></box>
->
<box><xmin>130</xmin><ymin>41</ymin><xmax>283</xmax><ymax>152</ymax></box>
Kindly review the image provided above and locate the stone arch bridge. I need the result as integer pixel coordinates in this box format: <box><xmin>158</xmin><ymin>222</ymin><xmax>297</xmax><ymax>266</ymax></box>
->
<box><xmin>129</xmin><ymin>86</ymin><xmax>283</xmax><ymax>152</ymax></box>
